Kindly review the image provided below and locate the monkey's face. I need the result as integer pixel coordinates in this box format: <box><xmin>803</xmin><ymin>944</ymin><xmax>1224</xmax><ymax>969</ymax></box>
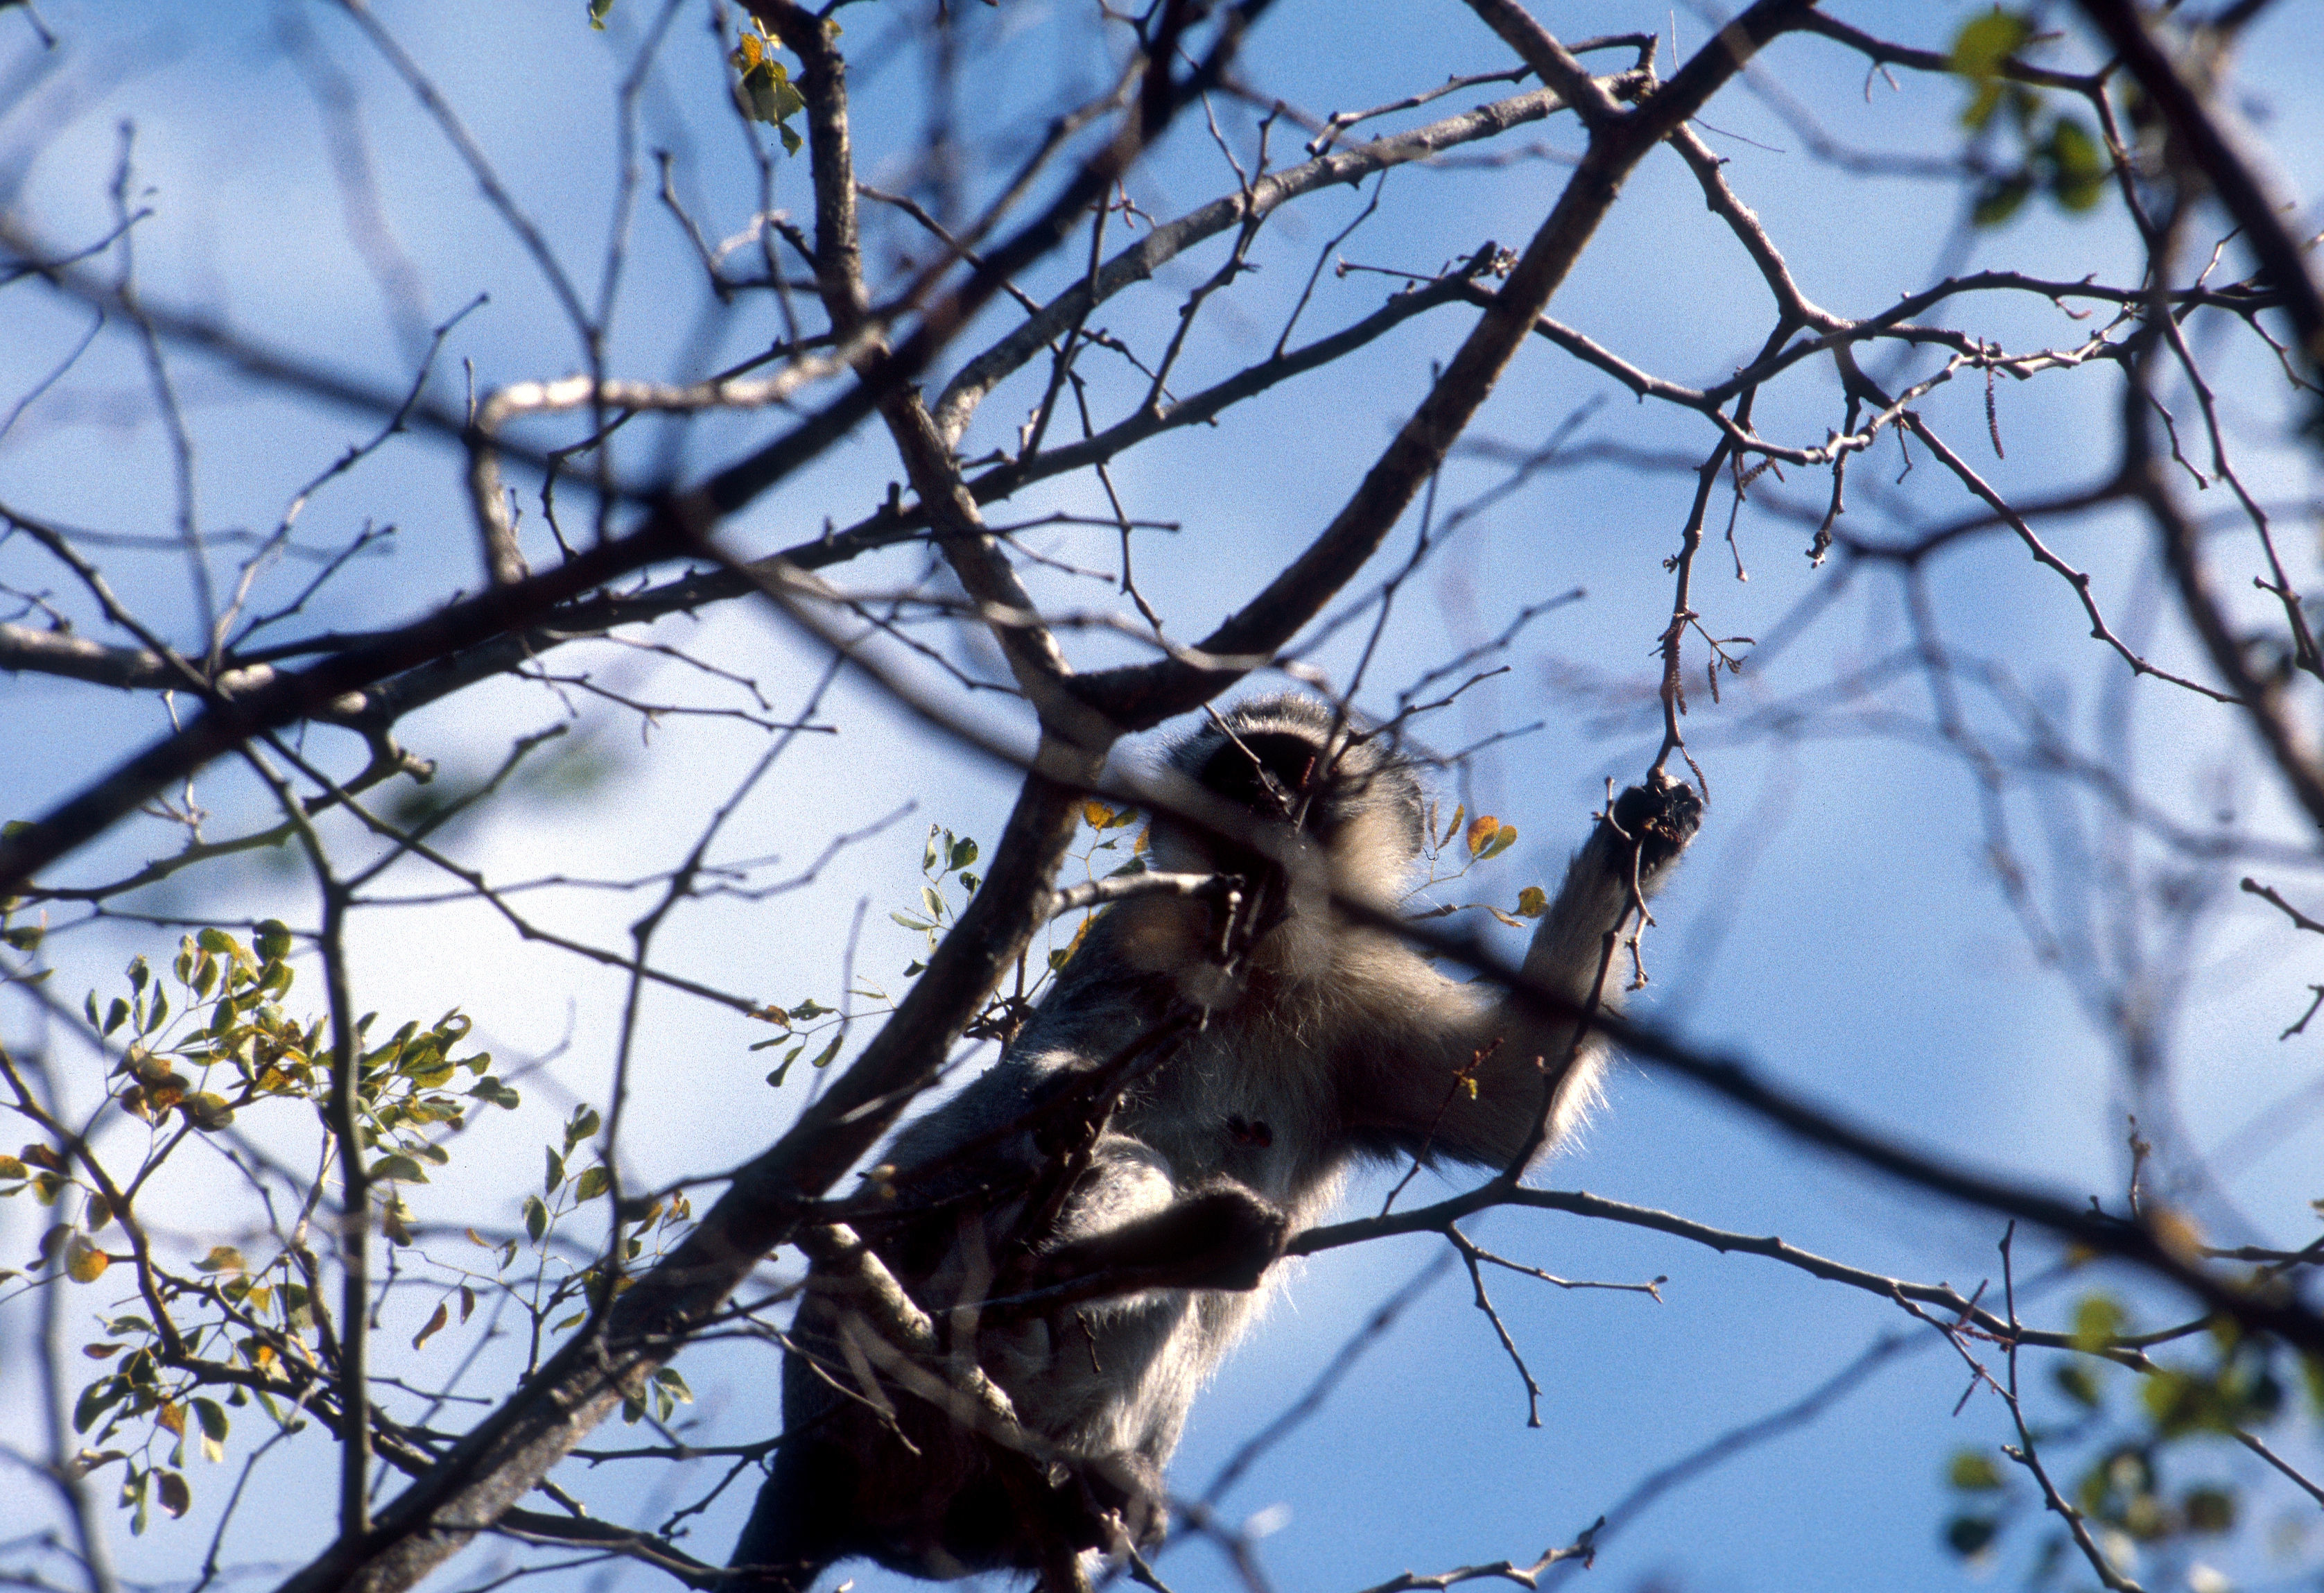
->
<box><xmin>1148</xmin><ymin>696</ymin><xmax>1425</xmax><ymax>917</ymax></box>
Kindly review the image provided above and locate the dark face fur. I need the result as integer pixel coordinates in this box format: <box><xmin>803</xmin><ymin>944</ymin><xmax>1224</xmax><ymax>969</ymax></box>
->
<box><xmin>1165</xmin><ymin>696</ymin><xmax>1424</xmax><ymax>879</ymax></box>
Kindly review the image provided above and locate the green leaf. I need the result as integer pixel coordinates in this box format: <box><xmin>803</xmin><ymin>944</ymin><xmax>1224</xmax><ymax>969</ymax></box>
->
<box><xmin>369</xmin><ymin>1155</ymin><xmax>429</xmax><ymax>1184</ymax></box>
<box><xmin>103</xmin><ymin>997</ymin><xmax>129</xmax><ymax>1037</ymax></box>
<box><xmin>466</xmin><ymin>1078</ymin><xmax>521</xmax><ymax>1110</ymax></box>
<box><xmin>1950</xmin><ymin>11</ymin><xmax>2032</xmax><ymax>98</ymax></box>
<box><xmin>180</xmin><ymin>1092</ymin><xmax>235</xmax><ymax>1130</ymax></box>
<box><xmin>653</xmin><ymin>1366</ymin><xmax>693</xmax><ymax>1403</ymax></box>
<box><xmin>764</xmin><ymin>1042</ymin><xmax>806</xmax><ymax>1087</ymax></box>
<box><xmin>806</xmin><ymin>1033</ymin><xmax>843</xmax><ymax>1069</ymax></box>
<box><xmin>588</xmin><ymin>0</ymin><xmax>616</xmax><ymax>27</ymax></box>
<box><xmin>192</xmin><ymin>1397</ymin><xmax>228</xmax><ymax>1443</ymax></box>
<box><xmin>75</xmin><ymin>1375</ymin><xmax>125</xmax><ymax>1433</ymax></box>
<box><xmin>2070</xmin><ymin>1293</ymin><xmax>2126</xmax><ymax>1352</ymax></box>
<box><xmin>544</xmin><ymin>1148</ymin><xmax>566</xmax><ymax>1194</ymax></box>
<box><xmin>1948</xmin><ymin>1449</ymin><xmax>2006</xmax><ymax>1491</ymax></box>
<box><xmin>948</xmin><ymin>836</ymin><xmax>979</xmax><ymax>870</ymax></box>
<box><xmin>1971</xmin><ymin>174</ymin><xmax>2033</xmax><ymax>227</ymax></box>
<box><xmin>2047</xmin><ymin>114</ymin><xmax>2107</xmax><ymax>210</ymax></box>
<box><xmin>523</xmin><ymin>1194</ymin><xmax>548</xmax><ymax>1243</ymax></box>
<box><xmin>2053</xmin><ymin>1361</ymin><xmax>2104</xmax><ymax>1409</ymax></box>
<box><xmin>574</xmin><ymin>1166</ymin><xmax>610</xmax><ymax>1202</ymax></box>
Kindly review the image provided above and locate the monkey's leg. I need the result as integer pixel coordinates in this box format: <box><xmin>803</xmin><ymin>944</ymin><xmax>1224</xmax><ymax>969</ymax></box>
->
<box><xmin>1014</xmin><ymin>1179</ymin><xmax>1287</xmax><ymax>1301</ymax></box>
<box><xmin>727</xmin><ymin>1436</ymin><xmax>850</xmax><ymax>1593</ymax></box>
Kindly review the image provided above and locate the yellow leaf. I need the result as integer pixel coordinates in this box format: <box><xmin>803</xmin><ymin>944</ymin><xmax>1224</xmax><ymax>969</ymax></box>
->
<box><xmin>1515</xmin><ymin>886</ymin><xmax>1548</xmax><ymax>918</ymax></box>
<box><xmin>1082</xmin><ymin>800</ymin><xmax>1113</xmax><ymax>828</ymax></box>
<box><xmin>156</xmin><ymin>1400</ymin><xmax>186</xmax><ymax>1437</ymax></box>
<box><xmin>1465</xmin><ymin>814</ymin><xmax>1500</xmax><ymax>857</ymax></box>
<box><xmin>65</xmin><ymin>1235</ymin><xmax>110</xmax><ymax>1284</ymax></box>
<box><xmin>2150</xmin><ymin>1206</ymin><xmax>2206</xmax><ymax>1263</ymax></box>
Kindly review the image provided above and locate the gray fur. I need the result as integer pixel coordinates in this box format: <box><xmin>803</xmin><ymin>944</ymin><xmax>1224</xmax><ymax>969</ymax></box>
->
<box><xmin>729</xmin><ymin>696</ymin><xmax>1699</xmax><ymax>1590</ymax></box>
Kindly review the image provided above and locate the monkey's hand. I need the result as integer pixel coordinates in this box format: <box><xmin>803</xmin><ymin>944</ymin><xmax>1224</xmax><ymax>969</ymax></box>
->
<box><xmin>1608</xmin><ymin>773</ymin><xmax>1702</xmax><ymax>877</ymax></box>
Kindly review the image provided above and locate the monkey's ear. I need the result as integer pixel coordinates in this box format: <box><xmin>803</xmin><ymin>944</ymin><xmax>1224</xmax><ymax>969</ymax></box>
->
<box><xmin>1021</xmin><ymin>1183</ymin><xmax>1289</xmax><ymax>1299</ymax></box>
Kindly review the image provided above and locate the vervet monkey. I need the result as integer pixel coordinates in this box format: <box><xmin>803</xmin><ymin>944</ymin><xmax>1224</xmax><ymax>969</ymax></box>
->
<box><xmin>731</xmin><ymin>695</ymin><xmax>1700</xmax><ymax>1590</ymax></box>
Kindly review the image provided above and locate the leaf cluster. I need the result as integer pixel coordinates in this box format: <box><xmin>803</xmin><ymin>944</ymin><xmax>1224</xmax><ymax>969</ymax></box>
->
<box><xmin>729</xmin><ymin>19</ymin><xmax>808</xmax><ymax>155</ymax></box>
<box><xmin>1943</xmin><ymin>1291</ymin><xmax>2324</xmax><ymax>1583</ymax></box>
<box><xmin>0</xmin><ymin>922</ymin><xmax>538</xmax><ymax>1534</ymax></box>
<box><xmin>1950</xmin><ymin>10</ymin><xmax>2110</xmax><ymax>226</ymax></box>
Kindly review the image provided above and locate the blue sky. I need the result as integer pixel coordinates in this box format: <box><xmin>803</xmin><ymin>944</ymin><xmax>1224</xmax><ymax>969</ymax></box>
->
<box><xmin>4</xmin><ymin>2</ymin><xmax>2323</xmax><ymax>1591</ymax></box>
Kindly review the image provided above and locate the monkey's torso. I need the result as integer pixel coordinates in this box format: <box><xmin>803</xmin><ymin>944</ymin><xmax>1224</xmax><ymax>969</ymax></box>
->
<box><xmin>758</xmin><ymin>902</ymin><xmax>1462</xmax><ymax>1583</ymax></box>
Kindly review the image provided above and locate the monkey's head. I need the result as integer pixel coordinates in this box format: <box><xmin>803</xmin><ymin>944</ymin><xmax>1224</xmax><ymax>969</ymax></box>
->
<box><xmin>1149</xmin><ymin>694</ymin><xmax>1425</xmax><ymax>915</ymax></box>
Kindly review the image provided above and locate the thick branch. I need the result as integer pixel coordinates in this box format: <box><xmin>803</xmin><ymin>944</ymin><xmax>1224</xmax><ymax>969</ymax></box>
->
<box><xmin>1082</xmin><ymin>0</ymin><xmax>1823</xmax><ymax>731</ymax></box>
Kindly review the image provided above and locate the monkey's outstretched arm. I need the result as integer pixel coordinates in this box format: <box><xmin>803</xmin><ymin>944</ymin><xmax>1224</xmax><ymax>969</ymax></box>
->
<box><xmin>1344</xmin><ymin>775</ymin><xmax>1701</xmax><ymax>1169</ymax></box>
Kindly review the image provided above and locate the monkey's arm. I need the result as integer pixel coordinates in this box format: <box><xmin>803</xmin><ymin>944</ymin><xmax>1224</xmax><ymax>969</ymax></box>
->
<box><xmin>1342</xmin><ymin>776</ymin><xmax>1701</xmax><ymax>1170</ymax></box>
